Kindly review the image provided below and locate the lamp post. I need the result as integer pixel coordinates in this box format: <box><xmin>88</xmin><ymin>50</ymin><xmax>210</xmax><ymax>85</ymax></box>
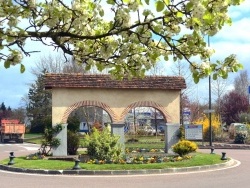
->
<box><xmin>209</xmin><ymin>75</ymin><xmax>212</xmax><ymax>147</ymax></box>
<box><xmin>208</xmin><ymin>36</ymin><xmax>212</xmax><ymax>147</ymax></box>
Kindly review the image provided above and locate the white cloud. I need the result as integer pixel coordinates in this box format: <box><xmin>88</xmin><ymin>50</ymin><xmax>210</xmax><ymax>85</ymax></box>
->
<box><xmin>228</xmin><ymin>0</ymin><xmax>250</xmax><ymax>20</ymax></box>
<box><xmin>0</xmin><ymin>37</ymin><xmax>57</xmax><ymax>108</ymax></box>
<box><xmin>0</xmin><ymin>64</ymin><xmax>34</xmax><ymax>108</ymax></box>
<box><xmin>213</xmin><ymin>18</ymin><xmax>250</xmax><ymax>43</ymax></box>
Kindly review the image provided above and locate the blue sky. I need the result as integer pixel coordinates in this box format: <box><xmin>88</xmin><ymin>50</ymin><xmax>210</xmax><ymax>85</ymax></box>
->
<box><xmin>1</xmin><ymin>1</ymin><xmax>250</xmax><ymax>109</ymax></box>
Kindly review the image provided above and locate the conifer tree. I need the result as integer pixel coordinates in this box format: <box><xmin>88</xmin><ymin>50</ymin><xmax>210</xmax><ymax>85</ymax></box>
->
<box><xmin>27</xmin><ymin>71</ymin><xmax>52</xmax><ymax>133</ymax></box>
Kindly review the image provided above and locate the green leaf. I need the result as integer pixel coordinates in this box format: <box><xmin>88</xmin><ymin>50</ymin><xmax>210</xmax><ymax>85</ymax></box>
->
<box><xmin>136</xmin><ymin>0</ymin><xmax>142</xmax><ymax>5</ymax></box>
<box><xmin>99</xmin><ymin>9</ymin><xmax>104</xmax><ymax>17</ymax></box>
<box><xmin>192</xmin><ymin>70</ymin><xmax>199</xmax><ymax>83</ymax></box>
<box><xmin>232</xmin><ymin>66</ymin><xmax>238</xmax><ymax>72</ymax></box>
<box><xmin>123</xmin><ymin>0</ymin><xmax>130</xmax><ymax>3</ymax></box>
<box><xmin>204</xmin><ymin>68</ymin><xmax>211</xmax><ymax>75</ymax></box>
<box><xmin>237</xmin><ymin>63</ymin><xmax>244</xmax><ymax>69</ymax></box>
<box><xmin>186</xmin><ymin>2</ymin><xmax>193</xmax><ymax>11</ymax></box>
<box><xmin>225</xmin><ymin>18</ymin><xmax>232</xmax><ymax>26</ymax></box>
<box><xmin>107</xmin><ymin>0</ymin><xmax>115</xmax><ymax>5</ymax></box>
<box><xmin>96</xmin><ymin>63</ymin><xmax>105</xmax><ymax>71</ymax></box>
<box><xmin>164</xmin><ymin>0</ymin><xmax>170</xmax><ymax>5</ymax></box>
<box><xmin>222</xmin><ymin>72</ymin><xmax>228</xmax><ymax>79</ymax></box>
<box><xmin>85</xmin><ymin>64</ymin><xmax>91</xmax><ymax>71</ymax></box>
<box><xmin>192</xmin><ymin>17</ymin><xmax>201</xmax><ymax>26</ymax></box>
<box><xmin>176</xmin><ymin>11</ymin><xmax>183</xmax><ymax>18</ymax></box>
<box><xmin>202</xmin><ymin>13</ymin><xmax>213</xmax><ymax>24</ymax></box>
<box><xmin>164</xmin><ymin>56</ymin><xmax>169</xmax><ymax>61</ymax></box>
<box><xmin>212</xmin><ymin>73</ymin><xmax>217</xmax><ymax>80</ymax></box>
<box><xmin>153</xmin><ymin>25</ymin><xmax>161</xmax><ymax>33</ymax></box>
<box><xmin>155</xmin><ymin>1</ymin><xmax>165</xmax><ymax>12</ymax></box>
<box><xmin>20</xmin><ymin>64</ymin><xmax>25</xmax><ymax>73</ymax></box>
<box><xmin>4</xmin><ymin>61</ymin><xmax>10</xmax><ymax>69</ymax></box>
<box><xmin>144</xmin><ymin>0</ymin><xmax>150</xmax><ymax>5</ymax></box>
<box><xmin>193</xmin><ymin>76</ymin><xmax>199</xmax><ymax>84</ymax></box>
<box><xmin>210</xmin><ymin>63</ymin><xmax>217</xmax><ymax>70</ymax></box>
<box><xmin>231</xmin><ymin>0</ymin><xmax>244</xmax><ymax>5</ymax></box>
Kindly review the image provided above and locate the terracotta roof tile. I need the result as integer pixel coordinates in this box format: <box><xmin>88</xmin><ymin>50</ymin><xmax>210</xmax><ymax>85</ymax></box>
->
<box><xmin>44</xmin><ymin>74</ymin><xmax>186</xmax><ymax>90</ymax></box>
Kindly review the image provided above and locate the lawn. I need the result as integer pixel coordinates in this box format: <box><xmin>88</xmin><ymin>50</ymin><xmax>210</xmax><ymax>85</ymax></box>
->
<box><xmin>1</xmin><ymin>134</ymin><xmax>228</xmax><ymax>171</ymax></box>
<box><xmin>0</xmin><ymin>152</ymin><xmax>225</xmax><ymax>170</ymax></box>
<box><xmin>25</xmin><ymin>134</ymin><xmax>166</xmax><ymax>149</ymax></box>
<box><xmin>24</xmin><ymin>133</ymin><xmax>43</xmax><ymax>144</ymax></box>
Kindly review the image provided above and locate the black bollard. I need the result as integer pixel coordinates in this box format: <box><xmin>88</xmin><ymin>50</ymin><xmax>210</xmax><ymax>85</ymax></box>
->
<box><xmin>72</xmin><ymin>159</ymin><xmax>81</xmax><ymax>170</ymax></box>
<box><xmin>210</xmin><ymin>147</ymin><xmax>215</xmax><ymax>154</ymax></box>
<box><xmin>8</xmin><ymin>152</ymin><xmax>15</xmax><ymax>165</ymax></box>
<box><xmin>221</xmin><ymin>152</ymin><xmax>227</xmax><ymax>160</ymax></box>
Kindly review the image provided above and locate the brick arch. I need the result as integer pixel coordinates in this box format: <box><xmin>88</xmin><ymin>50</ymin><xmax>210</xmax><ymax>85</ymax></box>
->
<box><xmin>61</xmin><ymin>100</ymin><xmax>118</xmax><ymax>123</ymax></box>
<box><xmin>119</xmin><ymin>101</ymin><xmax>172</xmax><ymax>122</ymax></box>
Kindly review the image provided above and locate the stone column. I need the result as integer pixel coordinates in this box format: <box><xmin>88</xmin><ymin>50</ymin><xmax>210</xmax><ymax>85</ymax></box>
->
<box><xmin>164</xmin><ymin>123</ymin><xmax>180</xmax><ymax>154</ymax></box>
<box><xmin>53</xmin><ymin>123</ymin><xmax>68</xmax><ymax>156</ymax></box>
<box><xmin>111</xmin><ymin>123</ymin><xmax>125</xmax><ymax>153</ymax></box>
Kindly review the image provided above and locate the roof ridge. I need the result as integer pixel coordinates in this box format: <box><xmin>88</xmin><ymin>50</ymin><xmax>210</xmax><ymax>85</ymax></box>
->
<box><xmin>44</xmin><ymin>74</ymin><xmax>186</xmax><ymax>90</ymax></box>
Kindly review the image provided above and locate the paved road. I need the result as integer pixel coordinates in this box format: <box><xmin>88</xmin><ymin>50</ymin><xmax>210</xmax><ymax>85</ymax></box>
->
<box><xmin>0</xmin><ymin>143</ymin><xmax>39</xmax><ymax>155</ymax></box>
<box><xmin>0</xmin><ymin>144</ymin><xmax>249</xmax><ymax>188</ymax></box>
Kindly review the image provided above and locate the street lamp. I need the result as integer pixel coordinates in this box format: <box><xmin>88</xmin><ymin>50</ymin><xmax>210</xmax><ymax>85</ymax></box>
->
<box><xmin>209</xmin><ymin>74</ymin><xmax>212</xmax><ymax>146</ymax></box>
<box><xmin>208</xmin><ymin>36</ymin><xmax>212</xmax><ymax>147</ymax></box>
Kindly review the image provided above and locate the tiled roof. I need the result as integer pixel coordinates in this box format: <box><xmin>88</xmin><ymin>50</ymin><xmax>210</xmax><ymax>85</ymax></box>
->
<box><xmin>44</xmin><ymin>74</ymin><xmax>186</xmax><ymax>90</ymax></box>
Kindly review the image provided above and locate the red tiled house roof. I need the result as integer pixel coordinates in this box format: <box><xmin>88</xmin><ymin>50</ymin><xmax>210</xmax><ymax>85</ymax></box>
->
<box><xmin>44</xmin><ymin>74</ymin><xmax>186</xmax><ymax>90</ymax></box>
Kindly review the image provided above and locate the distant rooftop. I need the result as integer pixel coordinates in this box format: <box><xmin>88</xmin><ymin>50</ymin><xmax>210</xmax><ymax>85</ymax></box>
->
<box><xmin>44</xmin><ymin>74</ymin><xmax>186</xmax><ymax>90</ymax></box>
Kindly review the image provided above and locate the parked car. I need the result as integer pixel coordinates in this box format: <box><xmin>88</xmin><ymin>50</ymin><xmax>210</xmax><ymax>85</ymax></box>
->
<box><xmin>145</xmin><ymin>126</ymin><xmax>157</xmax><ymax>135</ymax></box>
<box><xmin>222</xmin><ymin>123</ymin><xmax>228</xmax><ymax>132</ymax></box>
<box><xmin>222</xmin><ymin>125</ymin><xmax>228</xmax><ymax>132</ymax></box>
<box><xmin>157</xmin><ymin>125</ymin><xmax>165</xmax><ymax>133</ymax></box>
<box><xmin>228</xmin><ymin>123</ymin><xmax>248</xmax><ymax>139</ymax></box>
<box><xmin>138</xmin><ymin>126</ymin><xmax>156</xmax><ymax>135</ymax></box>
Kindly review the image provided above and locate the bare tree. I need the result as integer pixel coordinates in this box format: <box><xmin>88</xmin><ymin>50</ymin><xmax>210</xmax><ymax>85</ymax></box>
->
<box><xmin>147</xmin><ymin>61</ymin><xmax>167</xmax><ymax>76</ymax></box>
<box><xmin>170</xmin><ymin>60</ymin><xmax>195</xmax><ymax>96</ymax></box>
<box><xmin>212</xmin><ymin>77</ymin><xmax>230</xmax><ymax>112</ymax></box>
<box><xmin>30</xmin><ymin>53</ymin><xmax>86</xmax><ymax>76</ymax></box>
<box><xmin>211</xmin><ymin>77</ymin><xmax>231</xmax><ymax>125</ymax></box>
<box><xmin>69</xmin><ymin>106</ymin><xmax>110</xmax><ymax>132</ymax></box>
<box><xmin>170</xmin><ymin>60</ymin><xmax>196</xmax><ymax>124</ymax></box>
<box><xmin>233</xmin><ymin>70</ymin><xmax>250</xmax><ymax>97</ymax></box>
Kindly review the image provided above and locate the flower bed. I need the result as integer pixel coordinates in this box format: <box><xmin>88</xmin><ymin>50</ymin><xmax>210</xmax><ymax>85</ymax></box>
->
<box><xmin>85</xmin><ymin>155</ymin><xmax>192</xmax><ymax>164</ymax></box>
<box><xmin>79</xmin><ymin>147</ymin><xmax>192</xmax><ymax>164</ymax></box>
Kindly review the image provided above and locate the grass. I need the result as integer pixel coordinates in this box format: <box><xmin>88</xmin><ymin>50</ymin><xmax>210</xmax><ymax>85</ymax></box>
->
<box><xmin>24</xmin><ymin>133</ymin><xmax>43</xmax><ymax>139</ymax></box>
<box><xmin>125</xmin><ymin>135</ymin><xmax>165</xmax><ymax>149</ymax></box>
<box><xmin>24</xmin><ymin>133</ymin><xmax>43</xmax><ymax>144</ymax></box>
<box><xmin>25</xmin><ymin>134</ymin><xmax>166</xmax><ymax>148</ymax></box>
<box><xmin>125</xmin><ymin>142</ymin><xmax>164</xmax><ymax>149</ymax></box>
<box><xmin>1</xmin><ymin>134</ymin><xmax>227</xmax><ymax>171</ymax></box>
<box><xmin>0</xmin><ymin>153</ymin><xmax>226</xmax><ymax>170</ymax></box>
<box><xmin>126</xmin><ymin>135</ymin><xmax>164</xmax><ymax>142</ymax></box>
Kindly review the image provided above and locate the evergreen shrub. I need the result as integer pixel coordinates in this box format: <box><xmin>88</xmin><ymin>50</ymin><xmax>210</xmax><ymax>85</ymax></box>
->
<box><xmin>67</xmin><ymin>130</ymin><xmax>80</xmax><ymax>155</ymax></box>
<box><xmin>84</xmin><ymin>127</ymin><xmax>122</xmax><ymax>161</ymax></box>
<box><xmin>234</xmin><ymin>132</ymin><xmax>247</xmax><ymax>144</ymax></box>
<box><xmin>172</xmin><ymin>140</ymin><xmax>198</xmax><ymax>157</ymax></box>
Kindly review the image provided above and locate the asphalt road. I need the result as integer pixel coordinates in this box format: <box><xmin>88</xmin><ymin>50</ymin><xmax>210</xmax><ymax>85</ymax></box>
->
<box><xmin>0</xmin><ymin>143</ymin><xmax>249</xmax><ymax>188</ymax></box>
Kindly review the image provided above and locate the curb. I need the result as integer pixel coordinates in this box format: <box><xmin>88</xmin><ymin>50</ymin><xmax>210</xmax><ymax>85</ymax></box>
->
<box><xmin>199</xmin><ymin>143</ymin><xmax>250</xmax><ymax>150</ymax></box>
<box><xmin>0</xmin><ymin>158</ymin><xmax>236</xmax><ymax>176</ymax></box>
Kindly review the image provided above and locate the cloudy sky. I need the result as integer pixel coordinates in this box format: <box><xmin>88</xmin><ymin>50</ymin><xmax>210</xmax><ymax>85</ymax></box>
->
<box><xmin>1</xmin><ymin>1</ymin><xmax>250</xmax><ymax>109</ymax></box>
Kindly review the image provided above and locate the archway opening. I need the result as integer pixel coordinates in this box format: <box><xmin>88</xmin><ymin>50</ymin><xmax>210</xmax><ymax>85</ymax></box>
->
<box><xmin>64</xmin><ymin>105</ymin><xmax>112</xmax><ymax>155</ymax></box>
<box><xmin>67</xmin><ymin>106</ymin><xmax>112</xmax><ymax>134</ymax></box>
<box><xmin>124</xmin><ymin>106</ymin><xmax>167</xmax><ymax>145</ymax></box>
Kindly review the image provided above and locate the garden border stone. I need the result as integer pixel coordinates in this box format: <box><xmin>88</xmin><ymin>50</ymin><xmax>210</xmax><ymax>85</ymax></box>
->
<box><xmin>0</xmin><ymin>158</ymin><xmax>236</xmax><ymax>176</ymax></box>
